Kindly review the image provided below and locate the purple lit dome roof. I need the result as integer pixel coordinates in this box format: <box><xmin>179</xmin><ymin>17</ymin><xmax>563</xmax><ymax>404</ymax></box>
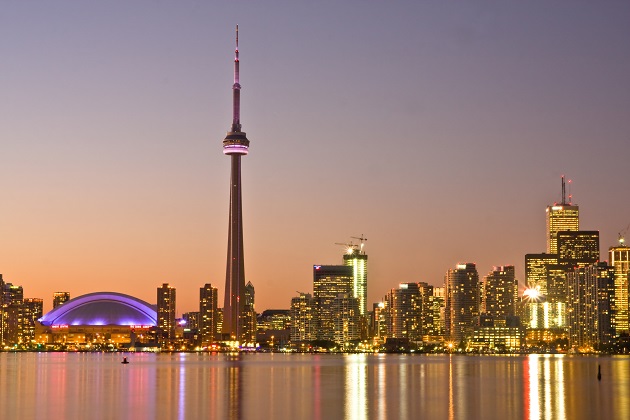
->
<box><xmin>39</xmin><ymin>292</ymin><xmax>157</xmax><ymax>327</ymax></box>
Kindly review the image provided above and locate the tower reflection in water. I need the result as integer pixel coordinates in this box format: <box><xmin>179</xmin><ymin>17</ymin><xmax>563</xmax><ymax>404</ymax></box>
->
<box><xmin>344</xmin><ymin>354</ymin><xmax>367</xmax><ymax>420</ymax></box>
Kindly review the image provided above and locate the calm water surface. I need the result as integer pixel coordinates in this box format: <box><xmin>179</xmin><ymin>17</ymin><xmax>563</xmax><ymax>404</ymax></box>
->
<box><xmin>1</xmin><ymin>352</ymin><xmax>628</xmax><ymax>419</ymax></box>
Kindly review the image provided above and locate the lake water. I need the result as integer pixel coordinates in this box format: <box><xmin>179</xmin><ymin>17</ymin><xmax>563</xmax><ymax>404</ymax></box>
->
<box><xmin>1</xmin><ymin>352</ymin><xmax>628</xmax><ymax>419</ymax></box>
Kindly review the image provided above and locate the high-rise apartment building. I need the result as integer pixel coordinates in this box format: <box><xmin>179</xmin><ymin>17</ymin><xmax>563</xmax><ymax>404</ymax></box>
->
<box><xmin>609</xmin><ymin>243</ymin><xmax>630</xmax><ymax>335</ymax></box>
<box><xmin>546</xmin><ymin>177</ymin><xmax>579</xmax><ymax>254</ymax></box>
<box><xmin>199</xmin><ymin>284</ymin><xmax>218</xmax><ymax>345</ymax></box>
<box><xmin>481</xmin><ymin>266</ymin><xmax>518</xmax><ymax>319</ymax></box>
<box><xmin>290</xmin><ymin>293</ymin><xmax>317</xmax><ymax>343</ymax></box>
<box><xmin>157</xmin><ymin>283</ymin><xmax>176</xmax><ymax>347</ymax></box>
<box><xmin>20</xmin><ymin>298</ymin><xmax>43</xmax><ymax>345</ymax></box>
<box><xmin>53</xmin><ymin>292</ymin><xmax>70</xmax><ymax>309</ymax></box>
<box><xmin>313</xmin><ymin>265</ymin><xmax>353</xmax><ymax>341</ymax></box>
<box><xmin>567</xmin><ymin>263</ymin><xmax>615</xmax><ymax>348</ymax></box>
<box><xmin>242</xmin><ymin>282</ymin><xmax>256</xmax><ymax>345</ymax></box>
<box><xmin>332</xmin><ymin>294</ymin><xmax>360</xmax><ymax>346</ymax></box>
<box><xmin>1</xmin><ymin>278</ymin><xmax>24</xmax><ymax>346</ymax></box>
<box><xmin>445</xmin><ymin>263</ymin><xmax>480</xmax><ymax>343</ymax></box>
<box><xmin>385</xmin><ymin>282</ymin><xmax>434</xmax><ymax>342</ymax></box>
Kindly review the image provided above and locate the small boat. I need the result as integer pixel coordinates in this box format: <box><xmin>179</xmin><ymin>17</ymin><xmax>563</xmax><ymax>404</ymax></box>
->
<box><xmin>122</xmin><ymin>357</ymin><xmax>129</xmax><ymax>364</ymax></box>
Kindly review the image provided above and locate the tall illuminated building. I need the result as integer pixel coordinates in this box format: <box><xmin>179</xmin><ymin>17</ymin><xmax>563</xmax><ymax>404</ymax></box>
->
<box><xmin>481</xmin><ymin>265</ymin><xmax>518</xmax><ymax>319</ymax></box>
<box><xmin>567</xmin><ymin>262</ymin><xmax>615</xmax><ymax>348</ymax></box>
<box><xmin>525</xmin><ymin>254</ymin><xmax>558</xmax><ymax>296</ymax></box>
<box><xmin>546</xmin><ymin>176</ymin><xmax>579</xmax><ymax>254</ymax></box>
<box><xmin>199</xmin><ymin>283</ymin><xmax>218</xmax><ymax>345</ymax></box>
<box><xmin>445</xmin><ymin>263</ymin><xmax>480</xmax><ymax>343</ymax></box>
<box><xmin>332</xmin><ymin>294</ymin><xmax>360</xmax><ymax>346</ymax></box>
<box><xmin>313</xmin><ymin>265</ymin><xmax>353</xmax><ymax>341</ymax></box>
<box><xmin>242</xmin><ymin>282</ymin><xmax>256</xmax><ymax>345</ymax></box>
<box><xmin>53</xmin><ymin>292</ymin><xmax>70</xmax><ymax>309</ymax></box>
<box><xmin>341</xmin><ymin>241</ymin><xmax>368</xmax><ymax>316</ymax></box>
<box><xmin>385</xmin><ymin>282</ymin><xmax>434</xmax><ymax>342</ymax></box>
<box><xmin>20</xmin><ymin>298</ymin><xmax>43</xmax><ymax>345</ymax></box>
<box><xmin>557</xmin><ymin>231</ymin><xmax>599</xmax><ymax>266</ymax></box>
<box><xmin>609</xmin><ymin>242</ymin><xmax>630</xmax><ymax>335</ymax></box>
<box><xmin>222</xmin><ymin>26</ymin><xmax>252</xmax><ymax>343</ymax></box>
<box><xmin>290</xmin><ymin>293</ymin><xmax>316</xmax><ymax>343</ymax></box>
<box><xmin>157</xmin><ymin>283</ymin><xmax>176</xmax><ymax>346</ymax></box>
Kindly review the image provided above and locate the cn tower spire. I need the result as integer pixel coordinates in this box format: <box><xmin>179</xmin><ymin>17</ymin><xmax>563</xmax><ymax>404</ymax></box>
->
<box><xmin>232</xmin><ymin>25</ymin><xmax>241</xmax><ymax>132</ymax></box>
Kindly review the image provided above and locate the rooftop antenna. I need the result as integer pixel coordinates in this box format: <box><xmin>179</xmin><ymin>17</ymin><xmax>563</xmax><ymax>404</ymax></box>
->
<box><xmin>561</xmin><ymin>175</ymin><xmax>566</xmax><ymax>205</ymax></box>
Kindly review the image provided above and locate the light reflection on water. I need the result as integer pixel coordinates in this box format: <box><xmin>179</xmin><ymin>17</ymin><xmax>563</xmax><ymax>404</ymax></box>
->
<box><xmin>1</xmin><ymin>353</ymin><xmax>628</xmax><ymax>419</ymax></box>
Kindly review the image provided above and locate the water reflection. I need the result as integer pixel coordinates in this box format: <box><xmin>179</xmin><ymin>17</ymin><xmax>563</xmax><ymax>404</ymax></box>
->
<box><xmin>344</xmin><ymin>354</ymin><xmax>367</xmax><ymax>420</ymax></box>
<box><xmin>2</xmin><ymin>353</ymin><xmax>629</xmax><ymax>419</ymax></box>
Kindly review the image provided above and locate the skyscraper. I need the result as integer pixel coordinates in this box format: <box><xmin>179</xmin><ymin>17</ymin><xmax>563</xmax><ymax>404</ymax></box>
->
<box><xmin>557</xmin><ymin>231</ymin><xmax>600</xmax><ymax>266</ymax></box>
<box><xmin>567</xmin><ymin>262</ymin><xmax>615</xmax><ymax>348</ymax></box>
<box><xmin>222</xmin><ymin>26</ymin><xmax>252</xmax><ymax>343</ymax></box>
<box><xmin>385</xmin><ymin>282</ymin><xmax>434</xmax><ymax>342</ymax></box>
<box><xmin>546</xmin><ymin>176</ymin><xmax>579</xmax><ymax>254</ymax></box>
<box><xmin>199</xmin><ymin>283</ymin><xmax>218</xmax><ymax>345</ymax></box>
<box><xmin>313</xmin><ymin>265</ymin><xmax>353</xmax><ymax>341</ymax></box>
<box><xmin>342</xmin><ymin>242</ymin><xmax>368</xmax><ymax>316</ymax></box>
<box><xmin>481</xmin><ymin>265</ymin><xmax>518</xmax><ymax>319</ymax></box>
<box><xmin>445</xmin><ymin>263</ymin><xmax>480</xmax><ymax>343</ymax></box>
<box><xmin>609</xmin><ymin>242</ymin><xmax>630</xmax><ymax>335</ymax></box>
<box><xmin>21</xmin><ymin>298</ymin><xmax>43</xmax><ymax>345</ymax></box>
<box><xmin>290</xmin><ymin>293</ymin><xmax>316</xmax><ymax>343</ymax></box>
<box><xmin>157</xmin><ymin>283</ymin><xmax>176</xmax><ymax>347</ymax></box>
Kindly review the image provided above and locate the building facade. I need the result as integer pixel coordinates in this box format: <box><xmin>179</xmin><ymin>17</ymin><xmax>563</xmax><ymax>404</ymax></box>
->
<box><xmin>199</xmin><ymin>284</ymin><xmax>218</xmax><ymax>345</ymax></box>
<box><xmin>445</xmin><ymin>263</ymin><xmax>480</xmax><ymax>343</ymax></box>
<box><xmin>313</xmin><ymin>265</ymin><xmax>353</xmax><ymax>341</ymax></box>
<box><xmin>157</xmin><ymin>283</ymin><xmax>176</xmax><ymax>347</ymax></box>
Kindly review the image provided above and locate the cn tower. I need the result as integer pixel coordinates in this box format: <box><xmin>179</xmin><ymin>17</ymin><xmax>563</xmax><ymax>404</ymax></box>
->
<box><xmin>222</xmin><ymin>25</ymin><xmax>250</xmax><ymax>342</ymax></box>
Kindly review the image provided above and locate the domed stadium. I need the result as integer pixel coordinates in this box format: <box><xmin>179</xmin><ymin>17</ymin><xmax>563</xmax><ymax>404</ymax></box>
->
<box><xmin>39</xmin><ymin>292</ymin><xmax>157</xmax><ymax>327</ymax></box>
<box><xmin>36</xmin><ymin>292</ymin><xmax>158</xmax><ymax>348</ymax></box>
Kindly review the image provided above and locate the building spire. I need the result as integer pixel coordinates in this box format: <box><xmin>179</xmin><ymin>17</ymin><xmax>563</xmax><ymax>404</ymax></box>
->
<box><xmin>232</xmin><ymin>24</ymin><xmax>241</xmax><ymax>132</ymax></box>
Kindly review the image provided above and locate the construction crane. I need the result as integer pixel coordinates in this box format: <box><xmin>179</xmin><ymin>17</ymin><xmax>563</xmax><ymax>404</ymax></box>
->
<box><xmin>335</xmin><ymin>241</ymin><xmax>359</xmax><ymax>255</ymax></box>
<box><xmin>350</xmin><ymin>235</ymin><xmax>368</xmax><ymax>254</ymax></box>
<box><xmin>619</xmin><ymin>224</ymin><xmax>630</xmax><ymax>245</ymax></box>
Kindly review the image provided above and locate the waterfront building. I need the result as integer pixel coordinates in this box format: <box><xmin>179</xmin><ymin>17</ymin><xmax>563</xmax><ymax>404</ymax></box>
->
<box><xmin>371</xmin><ymin>301</ymin><xmax>389</xmax><ymax>342</ymax></box>
<box><xmin>242</xmin><ymin>282</ymin><xmax>257</xmax><ymax>346</ymax></box>
<box><xmin>567</xmin><ymin>263</ymin><xmax>615</xmax><ymax>349</ymax></box>
<box><xmin>290</xmin><ymin>293</ymin><xmax>317</xmax><ymax>343</ymax></box>
<box><xmin>332</xmin><ymin>294</ymin><xmax>360</xmax><ymax>346</ymax></box>
<box><xmin>445</xmin><ymin>263</ymin><xmax>480</xmax><ymax>344</ymax></box>
<box><xmin>222</xmin><ymin>26</ymin><xmax>253</xmax><ymax>344</ymax></box>
<box><xmin>53</xmin><ymin>292</ymin><xmax>71</xmax><ymax>309</ymax></box>
<box><xmin>385</xmin><ymin>282</ymin><xmax>434</xmax><ymax>342</ymax></box>
<box><xmin>199</xmin><ymin>284</ymin><xmax>218</xmax><ymax>345</ymax></box>
<box><xmin>609</xmin><ymin>242</ymin><xmax>630</xmax><ymax>335</ymax></box>
<box><xmin>313</xmin><ymin>265</ymin><xmax>353</xmax><ymax>341</ymax></box>
<box><xmin>481</xmin><ymin>266</ymin><xmax>518</xmax><ymax>319</ymax></box>
<box><xmin>1</xmin><ymin>277</ymin><xmax>24</xmax><ymax>346</ymax></box>
<box><xmin>157</xmin><ymin>283</ymin><xmax>176</xmax><ymax>347</ymax></box>
<box><xmin>20</xmin><ymin>298</ymin><xmax>43</xmax><ymax>345</ymax></box>
<box><xmin>470</xmin><ymin>316</ymin><xmax>524</xmax><ymax>351</ymax></box>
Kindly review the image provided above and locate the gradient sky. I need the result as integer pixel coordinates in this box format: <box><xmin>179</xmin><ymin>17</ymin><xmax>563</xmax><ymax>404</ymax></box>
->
<box><xmin>2</xmin><ymin>1</ymin><xmax>629</xmax><ymax>315</ymax></box>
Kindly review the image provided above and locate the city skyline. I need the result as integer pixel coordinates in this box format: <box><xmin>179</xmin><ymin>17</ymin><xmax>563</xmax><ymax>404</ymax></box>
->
<box><xmin>2</xmin><ymin>2</ymin><xmax>630</xmax><ymax>314</ymax></box>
